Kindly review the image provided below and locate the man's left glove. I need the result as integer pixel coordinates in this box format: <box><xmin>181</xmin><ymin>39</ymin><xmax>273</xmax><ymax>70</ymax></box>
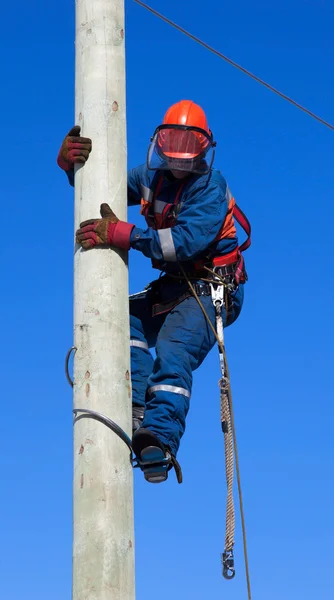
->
<box><xmin>76</xmin><ymin>203</ymin><xmax>134</xmax><ymax>250</ymax></box>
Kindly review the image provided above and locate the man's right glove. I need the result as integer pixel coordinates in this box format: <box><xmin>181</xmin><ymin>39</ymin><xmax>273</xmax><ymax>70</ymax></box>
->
<box><xmin>57</xmin><ymin>126</ymin><xmax>92</xmax><ymax>173</ymax></box>
<box><xmin>76</xmin><ymin>203</ymin><xmax>134</xmax><ymax>250</ymax></box>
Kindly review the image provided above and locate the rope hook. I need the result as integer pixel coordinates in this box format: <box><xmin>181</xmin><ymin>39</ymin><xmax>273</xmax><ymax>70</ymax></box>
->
<box><xmin>222</xmin><ymin>550</ymin><xmax>235</xmax><ymax>579</ymax></box>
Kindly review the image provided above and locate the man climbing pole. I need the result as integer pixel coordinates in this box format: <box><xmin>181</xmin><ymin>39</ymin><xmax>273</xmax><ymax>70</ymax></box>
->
<box><xmin>57</xmin><ymin>100</ymin><xmax>251</xmax><ymax>484</ymax></box>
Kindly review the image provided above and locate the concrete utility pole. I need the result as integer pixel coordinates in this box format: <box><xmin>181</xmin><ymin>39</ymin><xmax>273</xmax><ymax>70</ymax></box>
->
<box><xmin>73</xmin><ymin>1</ymin><xmax>135</xmax><ymax>599</ymax></box>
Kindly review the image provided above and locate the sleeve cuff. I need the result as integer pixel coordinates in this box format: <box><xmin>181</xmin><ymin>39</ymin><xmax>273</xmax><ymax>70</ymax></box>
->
<box><xmin>112</xmin><ymin>220</ymin><xmax>135</xmax><ymax>250</ymax></box>
<box><xmin>66</xmin><ymin>168</ymin><xmax>74</xmax><ymax>187</ymax></box>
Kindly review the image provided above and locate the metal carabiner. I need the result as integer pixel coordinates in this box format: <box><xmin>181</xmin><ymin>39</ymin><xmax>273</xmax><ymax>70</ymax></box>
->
<box><xmin>210</xmin><ymin>281</ymin><xmax>225</xmax><ymax>309</ymax></box>
<box><xmin>222</xmin><ymin>550</ymin><xmax>235</xmax><ymax>580</ymax></box>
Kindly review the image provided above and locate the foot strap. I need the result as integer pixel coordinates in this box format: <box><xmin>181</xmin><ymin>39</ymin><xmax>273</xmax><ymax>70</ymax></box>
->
<box><xmin>133</xmin><ymin>445</ymin><xmax>183</xmax><ymax>484</ymax></box>
<box><xmin>138</xmin><ymin>445</ymin><xmax>171</xmax><ymax>483</ymax></box>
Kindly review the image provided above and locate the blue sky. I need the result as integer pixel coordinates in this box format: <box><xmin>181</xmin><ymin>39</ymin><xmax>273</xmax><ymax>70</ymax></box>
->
<box><xmin>1</xmin><ymin>0</ymin><xmax>333</xmax><ymax>598</ymax></box>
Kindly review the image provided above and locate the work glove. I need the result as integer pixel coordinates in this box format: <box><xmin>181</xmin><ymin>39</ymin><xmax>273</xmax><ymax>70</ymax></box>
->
<box><xmin>76</xmin><ymin>203</ymin><xmax>134</xmax><ymax>250</ymax></box>
<box><xmin>57</xmin><ymin>126</ymin><xmax>92</xmax><ymax>173</ymax></box>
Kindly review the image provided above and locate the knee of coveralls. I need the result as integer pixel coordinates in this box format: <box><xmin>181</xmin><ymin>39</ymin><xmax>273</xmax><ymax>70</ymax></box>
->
<box><xmin>129</xmin><ymin>293</ymin><xmax>154</xmax><ymax>409</ymax></box>
<box><xmin>129</xmin><ymin>291</ymin><xmax>165</xmax><ymax>408</ymax></box>
<box><xmin>142</xmin><ymin>295</ymin><xmax>218</xmax><ymax>456</ymax></box>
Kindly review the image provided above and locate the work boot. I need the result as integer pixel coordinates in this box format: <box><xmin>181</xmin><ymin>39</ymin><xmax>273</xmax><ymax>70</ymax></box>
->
<box><xmin>132</xmin><ymin>405</ymin><xmax>144</xmax><ymax>434</ymax></box>
<box><xmin>132</xmin><ymin>428</ymin><xmax>182</xmax><ymax>484</ymax></box>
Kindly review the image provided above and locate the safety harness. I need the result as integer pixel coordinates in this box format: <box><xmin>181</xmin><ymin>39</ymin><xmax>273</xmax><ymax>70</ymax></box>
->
<box><xmin>140</xmin><ymin>173</ymin><xmax>251</xmax><ymax>285</ymax></box>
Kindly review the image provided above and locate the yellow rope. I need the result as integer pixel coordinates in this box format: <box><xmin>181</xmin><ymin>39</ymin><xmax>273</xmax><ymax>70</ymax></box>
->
<box><xmin>178</xmin><ymin>263</ymin><xmax>252</xmax><ymax>600</ymax></box>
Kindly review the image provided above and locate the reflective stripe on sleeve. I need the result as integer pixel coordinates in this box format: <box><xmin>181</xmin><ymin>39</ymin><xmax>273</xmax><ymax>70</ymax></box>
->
<box><xmin>141</xmin><ymin>184</ymin><xmax>153</xmax><ymax>202</ymax></box>
<box><xmin>226</xmin><ymin>186</ymin><xmax>233</xmax><ymax>202</ymax></box>
<box><xmin>158</xmin><ymin>228</ymin><xmax>177</xmax><ymax>262</ymax></box>
<box><xmin>148</xmin><ymin>384</ymin><xmax>190</xmax><ymax>399</ymax></box>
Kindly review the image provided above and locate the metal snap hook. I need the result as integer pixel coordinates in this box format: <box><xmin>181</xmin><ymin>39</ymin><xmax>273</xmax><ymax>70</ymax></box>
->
<box><xmin>222</xmin><ymin>551</ymin><xmax>235</xmax><ymax>580</ymax></box>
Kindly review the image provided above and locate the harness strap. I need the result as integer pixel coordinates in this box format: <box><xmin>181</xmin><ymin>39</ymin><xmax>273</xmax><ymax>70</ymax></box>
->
<box><xmin>141</xmin><ymin>175</ymin><xmax>185</xmax><ymax>229</ymax></box>
<box><xmin>141</xmin><ymin>176</ymin><xmax>251</xmax><ymax>284</ymax></box>
<box><xmin>234</xmin><ymin>254</ymin><xmax>245</xmax><ymax>284</ymax></box>
<box><xmin>172</xmin><ymin>180</ymin><xmax>185</xmax><ymax>206</ymax></box>
<box><xmin>154</xmin><ymin>175</ymin><xmax>164</xmax><ymax>199</ymax></box>
<box><xmin>233</xmin><ymin>203</ymin><xmax>251</xmax><ymax>252</ymax></box>
<box><xmin>210</xmin><ymin>201</ymin><xmax>251</xmax><ymax>284</ymax></box>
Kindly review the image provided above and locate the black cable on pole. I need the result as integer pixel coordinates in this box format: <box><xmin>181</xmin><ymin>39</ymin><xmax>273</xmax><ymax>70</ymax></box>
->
<box><xmin>133</xmin><ymin>0</ymin><xmax>334</xmax><ymax>132</ymax></box>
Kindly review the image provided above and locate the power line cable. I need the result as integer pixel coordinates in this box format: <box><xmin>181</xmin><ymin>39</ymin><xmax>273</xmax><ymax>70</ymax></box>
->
<box><xmin>134</xmin><ymin>0</ymin><xmax>334</xmax><ymax>131</ymax></box>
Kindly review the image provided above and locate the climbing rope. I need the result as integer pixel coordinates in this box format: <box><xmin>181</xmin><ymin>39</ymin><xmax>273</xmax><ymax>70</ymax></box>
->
<box><xmin>221</xmin><ymin>378</ymin><xmax>235</xmax><ymax>572</ymax></box>
<box><xmin>212</xmin><ymin>285</ymin><xmax>236</xmax><ymax>577</ymax></box>
<box><xmin>178</xmin><ymin>263</ymin><xmax>252</xmax><ymax>600</ymax></box>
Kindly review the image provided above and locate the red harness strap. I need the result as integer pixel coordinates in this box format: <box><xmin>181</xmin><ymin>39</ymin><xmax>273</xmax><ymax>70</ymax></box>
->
<box><xmin>141</xmin><ymin>176</ymin><xmax>185</xmax><ymax>230</ymax></box>
<box><xmin>142</xmin><ymin>176</ymin><xmax>252</xmax><ymax>283</ymax></box>
<box><xmin>233</xmin><ymin>203</ymin><xmax>251</xmax><ymax>252</ymax></box>
<box><xmin>155</xmin><ymin>180</ymin><xmax>185</xmax><ymax>229</ymax></box>
<box><xmin>210</xmin><ymin>203</ymin><xmax>251</xmax><ymax>284</ymax></box>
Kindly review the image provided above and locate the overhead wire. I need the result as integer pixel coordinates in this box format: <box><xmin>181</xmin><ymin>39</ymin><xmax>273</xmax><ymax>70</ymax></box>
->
<box><xmin>133</xmin><ymin>0</ymin><xmax>334</xmax><ymax>132</ymax></box>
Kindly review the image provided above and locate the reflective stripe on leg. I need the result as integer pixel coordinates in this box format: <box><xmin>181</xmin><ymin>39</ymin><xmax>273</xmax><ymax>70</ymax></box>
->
<box><xmin>130</xmin><ymin>340</ymin><xmax>149</xmax><ymax>349</ymax></box>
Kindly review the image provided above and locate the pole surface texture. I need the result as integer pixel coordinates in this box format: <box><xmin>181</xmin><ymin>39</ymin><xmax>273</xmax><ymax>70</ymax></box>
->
<box><xmin>73</xmin><ymin>1</ymin><xmax>135</xmax><ymax>598</ymax></box>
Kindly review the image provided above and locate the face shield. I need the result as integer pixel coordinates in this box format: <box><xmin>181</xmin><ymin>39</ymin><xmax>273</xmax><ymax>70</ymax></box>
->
<box><xmin>147</xmin><ymin>124</ymin><xmax>216</xmax><ymax>176</ymax></box>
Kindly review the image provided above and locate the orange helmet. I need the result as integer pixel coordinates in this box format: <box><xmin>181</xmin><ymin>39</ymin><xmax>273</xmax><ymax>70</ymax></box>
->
<box><xmin>163</xmin><ymin>100</ymin><xmax>211</xmax><ymax>135</ymax></box>
<box><xmin>159</xmin><ymin>100</ymin><xmax>211</xmax><ymax>159</ymax></box>
<box><xmin>148</xmin><ymin>100</ymin><xmax>215</xmax><ymax>175</ymax></box>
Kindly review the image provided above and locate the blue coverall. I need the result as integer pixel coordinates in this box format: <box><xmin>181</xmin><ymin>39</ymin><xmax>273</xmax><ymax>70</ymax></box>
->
<box><xmin>127</xmin><ymin>165</ymin><xmax>244</xmax><ymax>457</ymax></box>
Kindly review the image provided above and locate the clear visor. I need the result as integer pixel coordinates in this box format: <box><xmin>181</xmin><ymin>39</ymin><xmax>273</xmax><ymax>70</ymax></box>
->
<box><xmin>147</xmin><ymin>125</ymin><xmax>215</xmax><ymax>175</ymax></box>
